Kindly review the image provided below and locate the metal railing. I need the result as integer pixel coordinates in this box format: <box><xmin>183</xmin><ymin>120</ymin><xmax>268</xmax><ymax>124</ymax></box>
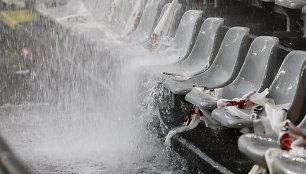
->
<box><xmin>0</xmin><ymin>135</ymin><xmax>29</xmax><ymax>174</ymax></box>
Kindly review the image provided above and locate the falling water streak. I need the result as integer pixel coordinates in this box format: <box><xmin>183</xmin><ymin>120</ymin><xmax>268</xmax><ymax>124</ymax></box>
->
<box><xmin>0</xmin><ymin>0</ymin><xmax>189</xmax><ymax>173</ymax></box>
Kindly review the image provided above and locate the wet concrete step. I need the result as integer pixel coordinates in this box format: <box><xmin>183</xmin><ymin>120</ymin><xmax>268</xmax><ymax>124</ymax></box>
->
<box><xmin>158</xmin><ymin>109</ymin><xmax>254</xmax><ymax>174</ymax></box>
<box><xmin>171</xmin><ymin>124</ymin><xmax>254</xmax><ymax>174</ymax></box>
<box><xmin>157</xmin><ymin>93</ymin><xmax>253</xmax><ymax>174</ymax></box>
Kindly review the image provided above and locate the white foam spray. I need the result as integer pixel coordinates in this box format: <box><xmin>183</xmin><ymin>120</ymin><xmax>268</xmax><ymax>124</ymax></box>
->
<box><xmin>0</xmin><ymin>1</ymin><xmax>188</xmax><ymax>173</ymax></box>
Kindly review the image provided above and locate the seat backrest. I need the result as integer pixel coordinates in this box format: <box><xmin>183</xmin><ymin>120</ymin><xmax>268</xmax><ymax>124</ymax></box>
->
<box><xmin>130</xmin><ymin>0</ymin><xmax>165</xmax><ymax>43</ymax></box>
<box><xmin>120</xmin><ymin>0</ymin><xmax>148</xmax><ymax>37</ymax></box>
<box><xmin>159</xmin><ymin>2</ymin><xmax>170</xmax><ymax>17</ymax></box>
<box><xmin>297</xmin><ymin>114</ymin><xmax>306</xmax><ymax>130</ymax></box>
<box><xmin>109</xmin><ymin>0</ymin><xmax>138</xmax><ymax>33</ymax></box>
<box><xmin>197</xmin><ymin>27</ymin><xmax>250</xmax><ymax>87</ymax></box>
<box><xmin>268</xmin><ymin>51</ymin><xmax>306</xmax><ymax>116</ymax></box>
<box><xmin>170</xmin><ymin>3</ymin><xmax>183</xmax><ymax>38</ymax></box>
<box><xmin>222</xmin><ymin>36</ymin><xmax>279</xmax><ymax>99</ymax></box>
<box><xmin>84</xmin><ymin>0</ymin><xmax>112</xmax><ymax>21</ymax></box>
<box><xmin>164</xmin><ymin>10</ymin><xmax>203</xmax><ymax>59</ymax></box>
<box><xmin>179</xmin><ymin>17</ymin><xmax>225</xmax><ymax>74</ymax></box>
<box><xmin>38</xmin><ymin>0</ymin><xmax>85</xmax><ymax>19</ymax></box>
<box><xmin>275</xmin><ymin>0</ymin><xmax>306</xmax><ymax>9</ymax></box>
<box><xmin>158</xmin><ymin>2</ymin><xmax>183</xmax><ymax>38</ymax></box>
<box><xmin>303</xmin><ymin>6</ymin><xmax>306</xmax><ymax>13</ymax></box>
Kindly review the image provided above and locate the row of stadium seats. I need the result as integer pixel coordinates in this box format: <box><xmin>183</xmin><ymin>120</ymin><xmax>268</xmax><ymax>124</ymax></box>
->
<box><xmin>0</xmin><ymin>0</ymin><xmax>305</xmax><ymax>173</ymax></box>
<box><xmin>203</xmin><ymin>0</ymin><xmax>306</xmax><ymax>49</ymax></box>
<box><xmin>161</xmin><ymin>18</ymin><xmax>305</xmax><ymax>174</ymax></box>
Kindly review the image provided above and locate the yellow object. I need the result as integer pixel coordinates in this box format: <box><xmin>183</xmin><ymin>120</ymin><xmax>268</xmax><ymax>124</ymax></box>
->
<box><xmin>0</xmin><ymin>10</ymin><xmax>35</xmax><ymax>30</ymax></box>
<box><xmin>12</xmin><ymin>64</ymin><xmax>24</xmax><ymax>70</ymax></box>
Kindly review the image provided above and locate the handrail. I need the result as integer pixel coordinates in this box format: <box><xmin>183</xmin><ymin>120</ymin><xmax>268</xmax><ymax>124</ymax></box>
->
<box><xmin>0</xmin><ymin>135</ymin><xmax>29</xmax><ymax>174</ymax></box>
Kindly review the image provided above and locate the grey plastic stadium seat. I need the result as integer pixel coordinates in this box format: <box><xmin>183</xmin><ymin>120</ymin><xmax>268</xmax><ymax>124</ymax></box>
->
<box><xmin>36</xmin><ymin>0</ymin><xmax>134</xmax><ymax>30</ymax></box>
<box><xmin>238</xmin><ymin>133</ymin><xmax>279</xmax><ymax>168</ymax></box>
<box><xmin>108</xmin><ymin>0</ymin><xmax>139</xmax><ymax>34</ymax></box>
<box><xmin>163</xmin><ymin>27</ymin><xmax>250</xmax><ymax>95</ymax></box>
<box><xmin>158</xmin><ymin>2</ymin><xmax>183</xmax><ymax>38</ymax></box>
<box><xmin>130</xmin><ymin>0</ymin><xmax>165</xmax><ymax>43</ymax></box>
<box><xmin>213</xmin><ymin>50</ymin><xmax>306</xmax><ymax>128</ymax></box>
<box><xmin>36</xmin><ymin>0</ymin><xmax>87</xmax><ymax>20</ymax></box>
<box><xmin>271</xmin><ymin>150</ymin><xmax>306</xmax><ymax>173</ymax></box>
<box><xmin>275</xmin><ymin>0</ymin><xmax>306</xmax><ymax>9</ymax></box>
<box><xmin>160</xmin><ymin>10</ymin><xmax>203</xmax><ymax>59</ymax></box>
<box><xmin>187</xmin><ymin>36</ymin><xmax>279</xmax><ymax>112</ymax></box>
<box><xmin>159</xmin><ymin>3</ymin><xmax>171</xmax><ymax>19</ymax></box>
<box><xmin>237</xmin><ymin>51</ymin><xmax>306</xmax><ymax>168</ymax></box>
<box><xmin>76</xmin><ymin>0</ymin><xmax>165</xmax><ymax>46</ymax></box>
<box><xmin>267</xmin><ymin>51</ymin><xmax>306</xmax><ymax>122</ymax></box>
<box><xmin>238</xmin><ymin>114</ymin><xmax>306</xmax><ymax>169</ymax></box>
<box><xmin>168</xmin><ymin>3</ymin><xmax>183</xmax><ymax>38</ymax></box>
<box><xmin>275</xmin><ymin>0</ymin><xmax>306</xmax><ymax>32</ymax></box>
<box><xmin>167</xmin><ymin>17</ymin><xmax>225</xmax><ymax>76</ymax></box>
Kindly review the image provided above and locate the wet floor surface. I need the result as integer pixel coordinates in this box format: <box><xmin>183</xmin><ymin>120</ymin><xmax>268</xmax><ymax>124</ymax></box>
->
<box><xmin>157</xmin><ymin>92</ymin><xmax>254</xmax><ymax>173</ymax></box>
<box><xmin>0</xmin><ymin>24</ymin><xmax>193</xmax><ymax>174</ymax></box>
<box><xmin>0</xmin><ymin>40</ymin><xmax>35</xmax><ymax>105</ymax></box>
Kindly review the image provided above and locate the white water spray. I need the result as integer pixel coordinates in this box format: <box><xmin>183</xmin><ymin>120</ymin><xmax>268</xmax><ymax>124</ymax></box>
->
<box><xmin>0</xmin><ymin>0</ymin><xmax>188</xmax><ymax>173</ymax></box>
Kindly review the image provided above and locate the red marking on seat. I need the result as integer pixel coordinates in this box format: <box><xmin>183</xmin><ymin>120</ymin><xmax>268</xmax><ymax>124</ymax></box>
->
<box><xmin>147</xmin><ymin>33</ymin><xmax>159</xmax><ymax>50</ymax></box>
<box><xmin>226</xmin><ymin>100</ymin><xmax>249</xmax><ymax>109</ymax></box>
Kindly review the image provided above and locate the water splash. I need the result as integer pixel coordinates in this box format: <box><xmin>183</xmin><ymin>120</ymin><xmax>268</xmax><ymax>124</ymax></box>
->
<box><xmin>0</xmin><ymin>0</ymin><xmax>189</xmax><ymax>173</ymax></box>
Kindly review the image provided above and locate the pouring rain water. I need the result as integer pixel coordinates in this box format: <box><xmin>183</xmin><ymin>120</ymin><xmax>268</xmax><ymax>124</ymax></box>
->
<box><xmin>0</xmin><ymin>0</ymin><xmax>190</xmax><ymax>173</ymax></box>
